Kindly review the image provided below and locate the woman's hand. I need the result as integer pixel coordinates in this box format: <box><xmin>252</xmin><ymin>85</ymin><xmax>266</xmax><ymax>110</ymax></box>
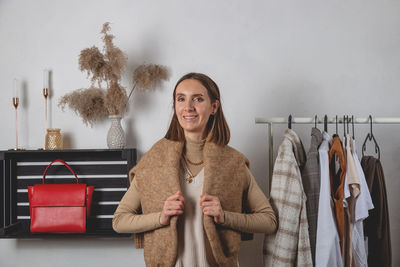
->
<box><xmin>200</xmin><ymin>195</ymin><xmax>225</xmax><ymax>224</ymax></box>
<box><xmin>159</xmin><ymin>190</ymin><xmax>185</xmax><ymax>226</ymax></box>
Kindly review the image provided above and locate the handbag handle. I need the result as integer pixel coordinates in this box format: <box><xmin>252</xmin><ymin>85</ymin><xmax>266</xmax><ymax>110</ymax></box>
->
<box><xmin>42</xmin><ymin>159</ymin><xmax>79</xmax><ymax>184</ymax></box>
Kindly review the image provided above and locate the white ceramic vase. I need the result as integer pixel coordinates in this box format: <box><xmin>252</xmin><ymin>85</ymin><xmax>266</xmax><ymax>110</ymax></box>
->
<box><xmin>107</xmin><ymin>115</ymin><xmax>126</xmax><ymax>149</ymax></box>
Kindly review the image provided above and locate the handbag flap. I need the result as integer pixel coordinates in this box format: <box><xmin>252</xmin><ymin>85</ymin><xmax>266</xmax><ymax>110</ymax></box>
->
<box><xmin>29</xmin><ymin>184</ymin><xmax>87</xmax><ymax>207</ymax></box>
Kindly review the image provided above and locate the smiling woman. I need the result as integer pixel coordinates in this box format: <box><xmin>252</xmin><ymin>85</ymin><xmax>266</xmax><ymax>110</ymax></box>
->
<box><xmin>113</xmin><ymin>73</ymin><xmax>277</xmax><ymax>267</ymax></box>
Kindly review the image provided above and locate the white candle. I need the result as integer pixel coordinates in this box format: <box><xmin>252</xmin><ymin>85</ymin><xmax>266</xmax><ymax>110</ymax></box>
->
<box><xmin>43</xmin><ymin>69</ymin><xmax>49</xmax><ymax>88</ymax></box>
<box><xmin>13</xmin><ymin>78</ymin><xmax>19</xmax><ymax>98</ymax></box>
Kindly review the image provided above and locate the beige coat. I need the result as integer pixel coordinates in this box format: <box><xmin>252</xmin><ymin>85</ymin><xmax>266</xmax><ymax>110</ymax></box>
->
<box><xmin>263</xmin><ymin>129</ymin><xmax>313</xmax><ymax>266</ymax></box>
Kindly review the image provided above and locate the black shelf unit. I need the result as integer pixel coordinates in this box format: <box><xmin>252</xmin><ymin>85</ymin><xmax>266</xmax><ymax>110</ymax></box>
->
<box><xmin>0</xmin><ymin>148</ymin><xmax>136</xmax><ymax>238</ymax></box>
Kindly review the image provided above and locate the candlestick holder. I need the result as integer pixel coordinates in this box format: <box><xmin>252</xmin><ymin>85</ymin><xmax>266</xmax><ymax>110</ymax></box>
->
<box><xmin>43</xmin><ymin>87</ymin><xmax>49</xmax><ymax>131</ymax></box>
<box><xmin>12</xmin><ymin>97</ymin><xmax>19</xmax><ymax>149</ymax></box>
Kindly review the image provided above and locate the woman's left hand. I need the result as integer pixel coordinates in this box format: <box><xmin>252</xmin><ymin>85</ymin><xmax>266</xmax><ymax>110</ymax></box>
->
<box><xmin>200</xmin><ymin>195</ymin><xmax>225</xmax><ymax>224</ymax></box>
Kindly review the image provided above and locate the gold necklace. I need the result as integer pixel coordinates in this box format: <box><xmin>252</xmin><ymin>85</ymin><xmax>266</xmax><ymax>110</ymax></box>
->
<box><xmin>184</xmin><ymin>154</ymin><xmax>204</xmax><ymax>166</ymax></box>
<box><xmin>181</xmin><ymin>158</ymin><xmax>195</xmax><ymax>183</ymax></box>
<box><xmin>185</xmin><ymin>168</ymin><xmax>195</xmax><ymax>183</ymax></box>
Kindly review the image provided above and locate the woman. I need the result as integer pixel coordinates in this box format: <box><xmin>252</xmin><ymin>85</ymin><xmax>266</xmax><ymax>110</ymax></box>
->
<box><xmin>113</xmin><ymin>73</ymin><xmax>277</xmax><ymax>267</ymax></box>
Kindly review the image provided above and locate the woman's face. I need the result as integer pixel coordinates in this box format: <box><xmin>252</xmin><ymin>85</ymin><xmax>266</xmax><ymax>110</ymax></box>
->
<box><xmin>175</xmin><ymin>79</ymin><xmax>219</xmax><ymax>140</ymax></box>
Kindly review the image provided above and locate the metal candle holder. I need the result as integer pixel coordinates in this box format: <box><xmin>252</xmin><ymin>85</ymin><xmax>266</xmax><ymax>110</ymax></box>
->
<box><xmin>12</xmin><ymin>97</ymin><xmax>19</xmax><ymax>149</ymax></box>
<box><xmin>43</xmin><ymin>87</ymin><xmax>49</xmax><ymax>131</ymax></box>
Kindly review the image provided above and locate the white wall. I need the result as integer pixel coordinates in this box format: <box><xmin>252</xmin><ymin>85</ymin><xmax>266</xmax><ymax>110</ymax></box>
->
<box><xmin>1</xmin><ymin>0</ymin><xmax>399</xmax><ymax>266</ymax></box>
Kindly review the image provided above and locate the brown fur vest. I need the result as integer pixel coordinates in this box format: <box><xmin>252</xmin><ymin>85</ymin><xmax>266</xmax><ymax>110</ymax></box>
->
<box><xmin>130</xmin><ymin>138</ymin><xmax>249</xmax><ymax>267</ymax></box>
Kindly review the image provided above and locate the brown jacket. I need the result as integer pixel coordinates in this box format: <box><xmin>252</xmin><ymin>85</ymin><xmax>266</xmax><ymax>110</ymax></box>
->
<box><xmin>130</xmin><ymin>138</ymin><xmax>251</xmax><ymax>267</ymax></box>
<box><xmin>361</xmin><ymin>156</ymin><xmax>392</xmax><ymax>267</ymax></box>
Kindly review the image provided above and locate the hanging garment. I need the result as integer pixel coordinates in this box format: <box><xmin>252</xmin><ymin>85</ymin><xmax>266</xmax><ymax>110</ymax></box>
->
<box><xmin>329</xmin><ymin>135</ymin><xmax>347</xmax><ymax>255</ymax></box>
<box><xmin>263</xmin><ymin>129</ymin><xmax>312</xmax><ymax>267</ymax></box>
<box><xmin>315</xmin><ymin>132</ymin><xmax>344</xmax><ymax>267</ymax></box>
<box><xmin>342</xmin><ymin>134</ymin><xmax>361</xmax><ymax>267</ymax></box>
<box><xmin>361</xmin><ymin>156</ymin><xmax>392</xmax><ymax>267</ymax></box>
<box><xmin>301</xmin><ymin>127</ymin><xmax>323</xmax><ymax>265</ymax></box>
<box><xmin>351</xmin><ymin>139</ymin><xmax>373</xmax><ymax>267</ymax></box>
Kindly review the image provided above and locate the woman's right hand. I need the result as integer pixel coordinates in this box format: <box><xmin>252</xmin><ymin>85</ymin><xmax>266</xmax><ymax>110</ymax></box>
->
<box><xmin>159</xmin><ymin>190</ymin><xmax>185</xmax><ymax>226</ymax></box>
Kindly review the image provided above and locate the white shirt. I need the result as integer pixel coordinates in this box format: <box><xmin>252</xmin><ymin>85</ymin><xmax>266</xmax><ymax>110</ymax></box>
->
<box><xmin>343</xmin><ymin>134</ymin><xmax>361</xmax><ymax>266</ymax></box>
<box><xmin>315</xmin><ymin>132</ymin><xmax>344</xmax><ymax>267</ymax></box>
<box><xmin>351</xmin><ymin>138</ymin><xmax>374</xmax><ymax>267</ymax></box>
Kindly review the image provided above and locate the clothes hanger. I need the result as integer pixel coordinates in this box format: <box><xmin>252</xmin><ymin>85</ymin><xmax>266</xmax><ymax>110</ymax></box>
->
<box><xmin>324</xmin><ymin>115</ymin><xmax>328</xmax><ymax>132</ymax></box>
<box><xmin>343</xmin><ymin>115</ymin><xmax>346</xmax><ymax>138</ymax></box>
<box><xmin>288</xmin><ymin>114</ymin><xmax>292</xmax><ymax>129</ymax></box>
<box><xmin>315</xmin><ymin>115</ymin><xmax>318</xmax><ymax>129</ymax></box>
<box><xmin>334</xmin><ymin>115</ymin><xmax>338</xmax><ymax>136</ymax></box>
<box><xmin>350</xmin><ymin>115</ymin><xmax>355</xmax><ymax>153</ymax></box>
<box><xmin>346</xmin><ymin>115</ymin><xmax>352</xmax><ymax>149</ymax></box>
<box><xmin>362</xmin><ymin>115</ymin><xmax>381</xmax><ymax>159</ymax></box>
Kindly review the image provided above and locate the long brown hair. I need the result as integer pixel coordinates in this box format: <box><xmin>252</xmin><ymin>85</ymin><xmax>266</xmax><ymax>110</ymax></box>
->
<box><xmin>164</xmin><ymin>72</ymin><xmax>230</xmax><ymax>145</ymax></box>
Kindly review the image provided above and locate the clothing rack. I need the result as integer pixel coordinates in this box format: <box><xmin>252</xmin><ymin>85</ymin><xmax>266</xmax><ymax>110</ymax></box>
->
<box><xmin>255</xmin><ymin>116</ymin><xmax>400</xmax><ymax>191</ymax></box>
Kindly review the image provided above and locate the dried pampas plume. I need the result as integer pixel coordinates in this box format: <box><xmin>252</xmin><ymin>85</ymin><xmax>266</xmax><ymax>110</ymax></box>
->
<box><xmin>104</xmin><ymin>82</ymin><xmax>128</xmax><ymax>115</ymax></box>
<box><xmin>58</xmin><ymin>87</ymin><xmax>108</xmax><ymax>126</ymax></box>
<box><xmin>133</xmin><ymin>64</ymin><xmax>170</xmax><ymax>91</ymax></box>
<box><xmin>101</xmin><ymin>22</ymin><xmax>127</xmax><ymax>83</ymax></box>
<box><xmin>79</xmin><ymin>46</ymin><xmax>106</xmax><ymax>84</ymax></box>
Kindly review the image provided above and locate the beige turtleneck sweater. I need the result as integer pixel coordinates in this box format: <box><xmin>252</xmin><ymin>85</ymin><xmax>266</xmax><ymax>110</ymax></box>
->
<box><xmin>113</xmin><ymin>138</ymin><xmax>276</xmax><ymax>235</ymax></box>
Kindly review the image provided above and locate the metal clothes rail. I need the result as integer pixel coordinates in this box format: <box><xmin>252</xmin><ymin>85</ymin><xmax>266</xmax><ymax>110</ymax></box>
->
<box><xmin>255</xmin><ymin>117</ymin><xmax>400</xmax><ymax>190</ymax></box>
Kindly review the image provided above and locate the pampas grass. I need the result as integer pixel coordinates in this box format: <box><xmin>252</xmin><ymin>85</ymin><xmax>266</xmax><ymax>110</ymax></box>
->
<box><xmin>59</xmin><ymin>22</ymin><xmax>128</xmax><ymax>125</ymax></box>
<box><xmin>59</xmin><ymin>87</ymin><xmax>107</xmax><ymax>126</ymax></box>
<box><xmin>127</xmin><ymin>64</ymin><xmax>170</xmax><ymax>101</ymax></box>
<box><xmin>101</xmin><ymin>22</ymin><xmax>127</xmax><ymax>83</ymax></box>
<box><xmin>79</xmin><ymin>46</ymin><xmax>106</xmax><ymax>84</ymax></box>
<box><xmin>133</xmin><ymin>64</ymin><xmax>169</xmax><ymax>91</ymax></box>
<box><xmin>104</xmin><ymin>82</ymin><xmax>128</xmax><ymax>115</ymax></box>
<box><xmin>59</xmin><ymin>22</ymin><xmax>170</xmax><ymax>126</ymax></box>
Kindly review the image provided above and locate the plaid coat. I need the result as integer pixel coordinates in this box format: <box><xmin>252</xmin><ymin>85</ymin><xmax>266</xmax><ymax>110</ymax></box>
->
<box><xmin>301</xmin><ymin>127</ymin><xmax>323</xmax><ymax>264</ymax></box>
<box><xmin>264</xmin><ymin>129</ymin><xmax>313</xmax><ymax>267</ymax></box>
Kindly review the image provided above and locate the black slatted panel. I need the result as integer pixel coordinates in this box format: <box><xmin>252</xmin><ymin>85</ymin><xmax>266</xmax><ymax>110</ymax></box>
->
<box><xmin>0</xmin><ymin>160</ymin><xmax>3</xmax><ymax>229</ymax></box>
<box><xmin>0</xmin><ymin>149</ymin><xmax>136</xmax><ymax>238</ymax></box>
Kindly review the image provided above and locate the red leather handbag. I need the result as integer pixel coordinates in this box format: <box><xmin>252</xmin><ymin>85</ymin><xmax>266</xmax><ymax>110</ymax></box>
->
<box><xmin>28</xmin><ymin>159</ymin><xmax>94</xmax><ymax>233</ymax></box>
